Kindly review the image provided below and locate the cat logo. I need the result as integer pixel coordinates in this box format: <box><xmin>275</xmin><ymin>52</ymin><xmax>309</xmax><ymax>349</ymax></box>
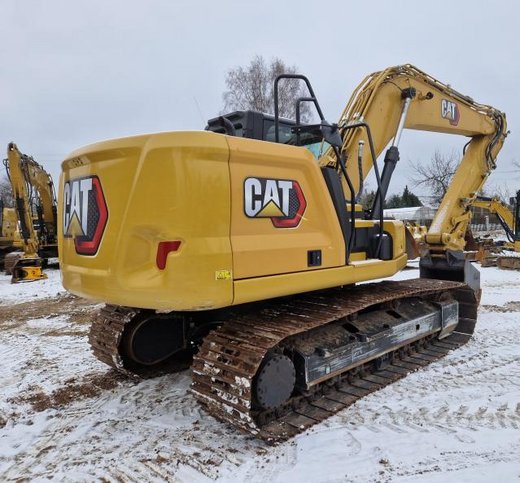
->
<box><xmin>441</xmin><ymin>99</ymin><xmax>460</xmax><ymax>126</ymax></box>
<box><xmin>244</xmin><ymin>177</ymin><xmax>306</xmax><ymax>228</ymax></box>
<box><xmin>63</xmin><ymin>175</ymin><xmax>108</xmax><ymax>255</ymax></box>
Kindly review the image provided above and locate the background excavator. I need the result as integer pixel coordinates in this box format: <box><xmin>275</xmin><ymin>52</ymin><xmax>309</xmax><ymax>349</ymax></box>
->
<box><xmin>470</xmin><ymin>191</ymin><xmax>520</xmax><ymax>269</ymax></box>
<box><xmin>0</xmin><ymin>203</ymin><xmax>22</xmax><ymax>270</ymax></box>
<box><xmin>58</xmin><ymin>64</ymin><xmax>506</xmax><ymax>441</ymax></box>
<box><xmin>3</xmin><ymin>143</ymin><xmax>58</xmax><ymax>282</ymax></box>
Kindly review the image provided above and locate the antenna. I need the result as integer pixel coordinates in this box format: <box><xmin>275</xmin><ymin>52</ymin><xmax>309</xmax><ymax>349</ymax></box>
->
<box><xmin>193</xmin><ymin>97</ymin><xmax>206</xmax><ymax>125</ymax></box>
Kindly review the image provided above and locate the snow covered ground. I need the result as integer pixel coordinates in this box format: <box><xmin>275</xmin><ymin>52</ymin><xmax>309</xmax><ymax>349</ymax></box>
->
<box><xmin>0</xmin><ymin>264</ymin><xmax>519</xmax><ymax>482</ymax></box>
<box><xmin>0</xmin><ymin>268</ymin><xmax>65</xmax><ymax>304</ymax></box>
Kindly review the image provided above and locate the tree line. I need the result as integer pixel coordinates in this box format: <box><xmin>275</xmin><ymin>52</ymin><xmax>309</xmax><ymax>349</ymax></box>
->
<box><xmin>359</xmin><ymin>185</ymin><xmax>422</xmax><ymax>211</ymax></box>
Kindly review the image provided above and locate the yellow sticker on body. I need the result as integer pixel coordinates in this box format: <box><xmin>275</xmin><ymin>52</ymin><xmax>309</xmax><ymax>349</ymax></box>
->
<box><xmin>215</xmin><ymin>270</ymin><xmax>232</xmax><ymax>280</ymax></box>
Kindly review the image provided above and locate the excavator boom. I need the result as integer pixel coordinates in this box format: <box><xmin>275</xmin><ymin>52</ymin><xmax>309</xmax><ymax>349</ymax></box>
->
<box><xmin>331</xmin><ymin>65</ymin><xmax>506</xmax><ymax>252</ymax></box>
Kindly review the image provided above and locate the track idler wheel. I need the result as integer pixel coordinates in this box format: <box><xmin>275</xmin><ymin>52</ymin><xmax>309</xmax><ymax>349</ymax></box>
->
<box><xmin>120</xmin><ymin>312</ymin><xmax>186</xmax><ymax>367</ymax></box>
<box><xmin>253</xmin><ymin>353</ymin><xmax>296</xmax><ymax>411</ymax></box>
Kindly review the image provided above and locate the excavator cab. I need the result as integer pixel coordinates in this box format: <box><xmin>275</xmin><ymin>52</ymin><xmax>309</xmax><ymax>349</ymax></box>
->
<box><xmin>206</xmin><ymin>73</ymin><xmax>343</xmax><ymax>148</ymax></box>
<box><xmin>206</xmin><ymin>111</ymin><xmax>325</xmax><ymax>150</ymax></box>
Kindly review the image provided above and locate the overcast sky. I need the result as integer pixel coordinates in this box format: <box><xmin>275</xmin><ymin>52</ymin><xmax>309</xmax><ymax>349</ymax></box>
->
<box><xmin>1</xmin><ymin>0</ymin><xmax>519</xmax><ymax>199</ymax></box>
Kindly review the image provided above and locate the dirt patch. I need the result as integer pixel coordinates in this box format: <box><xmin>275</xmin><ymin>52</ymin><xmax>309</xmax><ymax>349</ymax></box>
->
<box><xmin>21</xmin><ymin>392</ymin><xmax>53</xmax><ymax>412</ymax></box>
<box><xmin>10</xmin><ymin>372</ymin><xmax>127</xmax><ymax>412</ymax></box>
<box><xmin>481</xmin><ymin>301</ymin><xmax>520</xmax><ymax>313</ymax></box>
<box><xmin>0</xmin><ymin>293</ymin><xmax>102</xmax><ymax>329</ymax></box>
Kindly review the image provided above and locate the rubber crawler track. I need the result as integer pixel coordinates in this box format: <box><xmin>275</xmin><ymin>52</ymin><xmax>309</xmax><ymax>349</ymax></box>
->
<box><xmin>191</xmin><ymin>278</ymin><xmax>478</xmax><ymax>443</ymax></box>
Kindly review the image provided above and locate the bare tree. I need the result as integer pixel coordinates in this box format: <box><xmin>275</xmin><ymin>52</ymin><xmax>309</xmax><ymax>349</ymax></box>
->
<box><xmin>410</xmin><ymin>149</ymin><xmax>459</xmax><ymax>202</ymax></box>
<box><xmin>0</xmin><ymin>175</ymin><xmax>14</xmax><ymax>208</ymax></box>
<box><xmin>357</xmin><ymin>180</ymin><xmax>376</xmax><ymax>211</ymax></box>
<box><xmin>483</xmin><ymin>183</ymin><xmax>512</xmax><ymax>205</ymax></box>
<box><xmin>223</xmin><ymin>55</ymin><xmax>312</xmax><ymax>121</ymax></box>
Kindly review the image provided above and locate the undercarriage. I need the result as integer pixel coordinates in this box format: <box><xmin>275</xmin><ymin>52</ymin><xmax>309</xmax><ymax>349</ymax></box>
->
<box><xmin>88</xmin><ymin>278</ymin><xmax>477</xmax><ymax>442</ymax></box>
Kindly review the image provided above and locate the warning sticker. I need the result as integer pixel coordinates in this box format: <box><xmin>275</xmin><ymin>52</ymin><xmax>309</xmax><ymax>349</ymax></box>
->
<box><xmin>215</xmin><ymin>270</ymin><xmax>232</xmax><ymax>280</ymax></box>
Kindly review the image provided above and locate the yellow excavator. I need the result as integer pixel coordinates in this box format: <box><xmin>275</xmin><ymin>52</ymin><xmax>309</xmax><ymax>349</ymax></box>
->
<box><xmin>0</xmin><ymin>203</ymin><xmax>23</xmax><ymax>270</ymax></box>
<box><xmin>3</xmin><ymin>143</ymin><xmax>58</xmax><ymax>282</ymax></box>
<box><xmin>471</xmin><ymin>191</ymin><xmax>520</xmax><ymax>269</ymax></box>
<box><xmin>58</xmin><ymin>64</ymin><xmax>506</xmax><ymax>441</ymax></box>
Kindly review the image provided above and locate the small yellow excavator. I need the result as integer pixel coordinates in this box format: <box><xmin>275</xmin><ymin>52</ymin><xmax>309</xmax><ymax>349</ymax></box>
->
<box><xmin>3</xmin><ymin>143</ymin><xmax>58</xmax><ymax>282</ymax></box>
<box><xmin>471</xmin><ymin>191</ymin><xmax>520</xmax><ymax>269</ymax></box>
<box><xmin>59</xmin><ymin>65</ymin><xmax>506</xmax><ymax>441</ymax></box>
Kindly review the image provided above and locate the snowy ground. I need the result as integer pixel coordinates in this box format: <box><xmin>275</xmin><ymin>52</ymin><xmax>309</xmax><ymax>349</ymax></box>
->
<box><xmin>0</xmin><ymin>268</ymin><xmax>65</xmax><ymax>304</ymax></box>
<box><xmin>0</xmin><ymin>264</ymin><xmax>519</xmax><ymax>482</ymax></box>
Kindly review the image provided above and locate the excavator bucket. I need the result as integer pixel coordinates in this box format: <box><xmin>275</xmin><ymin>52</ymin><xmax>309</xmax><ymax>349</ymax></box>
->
<box><xmin>418</xmin><ymin>251</ymin><xmax>480</xmax><ymax>337</ymax></box>
<box><xmin>404</xmin><ymin>223</ymin><xmax>427</xmax><ymax>260</ymax></box>
<box><xmin>4</xmin><ymin>251</ymin><xmax>21</xmax><ymax>275</ymax></box>
<box><xmin>10</xmin><ymin>256</ymin><xmax>47</xmax><ymax>283</ymax></box>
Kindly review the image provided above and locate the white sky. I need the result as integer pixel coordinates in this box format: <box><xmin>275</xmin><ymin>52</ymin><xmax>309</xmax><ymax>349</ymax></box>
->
<box><xmin>1</xmin><ymin>0</ymin><xmax>519</xmax><ymax>198</ymax></box>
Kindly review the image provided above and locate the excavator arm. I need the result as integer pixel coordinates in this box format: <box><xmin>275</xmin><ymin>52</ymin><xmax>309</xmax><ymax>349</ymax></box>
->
<box><xmin>19</xmin><ymin>154</ymin><xmax>58</xmax><ymax>245</ymax></box>
<box><xmin>472</xmin><ymin>192</ymin><xmax>520</xmax><ymax>250</ymax></box>
<box><xmin>323</xmin><ymin>64</ymin><xmax>507</xmax><ymax>254</ymax></box>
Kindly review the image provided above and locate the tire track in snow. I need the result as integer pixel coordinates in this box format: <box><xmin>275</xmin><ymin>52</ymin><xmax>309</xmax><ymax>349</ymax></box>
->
<box><xmin>343</xmin><ymin>403</ymin><xmax>520</xmax><ymax>433</ymax></box>
<box><xmin>1</xmin><ymin>372</ymin><xmax>264</xmax><ymax>481</ymax></box>
<box><xmin>381</xmin><ymin>443</ymin><xmax>520</xmax><ymax>482</ymax></box>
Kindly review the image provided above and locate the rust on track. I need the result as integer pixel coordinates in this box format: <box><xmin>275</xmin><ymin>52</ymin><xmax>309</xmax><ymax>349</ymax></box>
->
<box><xmin>191</xmin><ymin>278</ymin><xmax>477</xmax><ymax>443</ymax></box>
